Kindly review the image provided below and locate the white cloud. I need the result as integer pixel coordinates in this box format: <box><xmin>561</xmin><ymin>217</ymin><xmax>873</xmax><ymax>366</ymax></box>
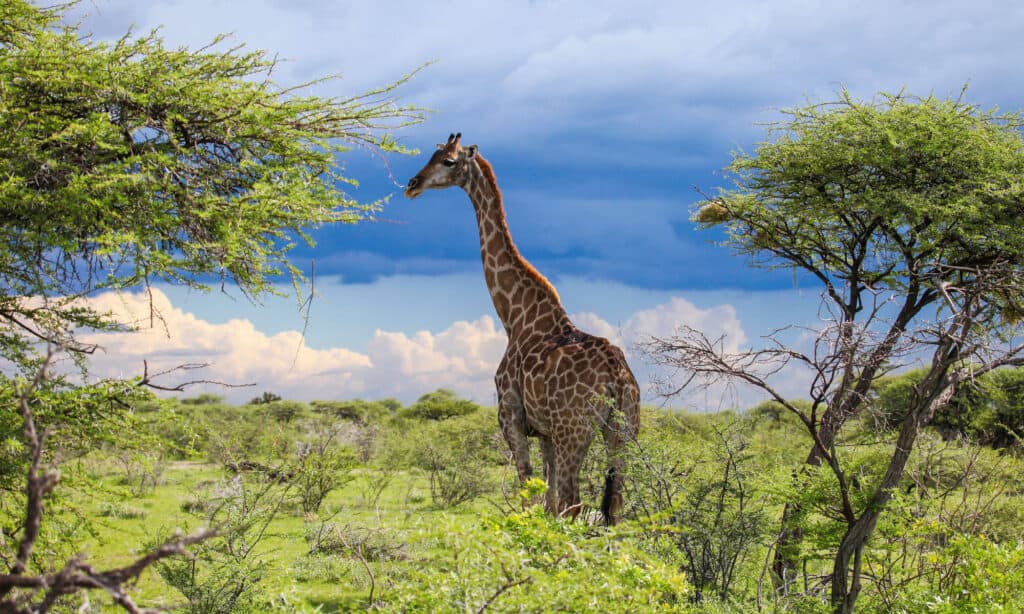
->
<box><xmin>75</xmin><ymin>288</ymin><xmax>767</xmax><ymax>408</ymax></box>
<box><xmin>79</xmin><ymin>290</ymin><xmax>373</xmax><ymax>400</ymax></box>
<box><xmin>76</xmin><ymin>288</ymin><xmax>509</xmax><ymax>403</ymax></box>
<box><xmin>364</xmin><ymin>316</ymin><xmax>506</xmax><ymax>402</ymax></box>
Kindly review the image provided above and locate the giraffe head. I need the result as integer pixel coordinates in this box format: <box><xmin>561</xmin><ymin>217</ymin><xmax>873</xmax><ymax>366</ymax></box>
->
<box><xmin>404</xmin><ymin>132</ymin><xmax>478</xmax><ymax>199</ymax></box>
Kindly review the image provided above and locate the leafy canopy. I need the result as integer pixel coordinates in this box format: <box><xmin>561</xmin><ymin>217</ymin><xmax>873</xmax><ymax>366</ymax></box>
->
<box><xmin>0</xmin><ymin>0</ymin><xmax>423</xmax><ymax>359</ymax></box>
<box><xmin>698</xmin><ymin>89</ymin><xmax>1024</xmax><ymax>301</ymax></box>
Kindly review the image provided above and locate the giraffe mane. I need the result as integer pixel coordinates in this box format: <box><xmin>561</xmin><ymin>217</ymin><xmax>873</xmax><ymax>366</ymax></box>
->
<box><xmin>473</xmin><ymin>155</ymin><xmax>562</xmax><ymax>305</ymax></box>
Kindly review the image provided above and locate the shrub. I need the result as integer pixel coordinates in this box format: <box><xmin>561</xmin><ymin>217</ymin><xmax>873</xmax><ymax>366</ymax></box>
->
<box><xmin>181</xmin><ymin>393</ymin><xmax>225</xmax><ymax>406</ymax></box>
<box><xmin>399</xmin><ymin>389</ymin><xmax>481</xmax><ymax>421</ymax></box>
<box><xmin>291</xmin><ymin>555</ymin><xmax>355</xmax><ymax>583</ymax></box>
<box><xmin>627</xmin><ymin>419</ymin><xmax>770</xmax><ymax>603</ymax></box>
<box><xmin>248</xmin><ymin>391</ymin><xmax>283</xmax><ymax>405</ymax></box>
<box><xmin>310</xmin><ymin>399</ymin><xmax>395</xmax><ymax>424</ymax></box>
<box><xmin>899</xmin><ymin>535</ymin><xmax>1024</xmax><ymax>612</ymax></box>
<box><xmin>292</xmin><ymin>434</ymin><xmax>357</xmax><ymax>514</ymax></box>
<box><xmin>305</xmin><ymin>521</ymin><xmax>407</xmax><ymax>561</ymax></box>
<box><xmin>260</xmin><ymin>400</ymin><xmax>310</xmax><ymax>424</ymax></box>
<box><xmin>97</xmin><ymin>501</ymin><xmax>147</xmax><ymax>520</ymax></box>
<box><xmin>383</xmin><ymin>407</ymin><xmax>504</xmax><ymax>508</ymax></box>
<box><xmin>386</xmin><ymin>506</ymin><xmax>692</xmax><ymax>611</ymax></box>
<box><xmin>152</xmin><ymin>475</ymin><xmax>291</xmax><ymax>613</ymax></box>
<box><xmin>113</xmin><ymin>449</ymin><xmax>167</xmax><ymax>496</ymax></box>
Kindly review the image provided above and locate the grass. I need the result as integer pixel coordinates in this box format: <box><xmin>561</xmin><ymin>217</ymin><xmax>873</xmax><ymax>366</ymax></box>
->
<box><xmin>79</xmin><ymin>459</ymin><xmax>505</xmax><ymax>612</ymax></box>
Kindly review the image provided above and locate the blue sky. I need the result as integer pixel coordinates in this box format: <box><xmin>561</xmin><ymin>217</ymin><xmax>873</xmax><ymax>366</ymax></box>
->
<box><xmin>70</xmin><ymin>0</ymin><xmax>1024</xmax><ymax>406</ymax></box>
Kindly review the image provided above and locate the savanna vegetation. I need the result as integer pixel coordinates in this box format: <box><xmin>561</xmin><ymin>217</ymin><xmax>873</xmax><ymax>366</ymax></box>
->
<box><xmin>6</xmin><ymin>384</ymin><xmax>1024</xmax><ymax>612</ymax></box>
<box><xmin>2</xmin><ymin>1</ymin><xmax>1024</xmax><ymax>612</ymax></box>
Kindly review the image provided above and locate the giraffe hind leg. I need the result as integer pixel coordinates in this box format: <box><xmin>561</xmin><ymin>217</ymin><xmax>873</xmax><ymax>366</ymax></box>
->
<box><xmin>552</xmin><ymin>428</ymin><xmax>593</xmax><ymax>521</ymax></box>
<box><xmin>497</xmin><ymin>389</ymin><xmax>532</xmax><ymax>484</ymax></box>
<box><xmin>539</xmin><ymin>436</ymin><xmax>557</xmax><ymax>514</ymax></box>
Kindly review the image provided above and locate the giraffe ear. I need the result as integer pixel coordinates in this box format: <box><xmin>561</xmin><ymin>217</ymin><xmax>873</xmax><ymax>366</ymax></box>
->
<box><xmin>465</xmin><ymin>145</ymin><xmax>478</xmax><ymax>159</ymax></box>
<box><xmin>436</xmin><ymin>143</ymin><xmax>446</xmax><ymax>150</ymax></box>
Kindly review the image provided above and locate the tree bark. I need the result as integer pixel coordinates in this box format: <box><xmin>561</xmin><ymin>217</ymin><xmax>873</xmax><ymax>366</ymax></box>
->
<box><xmin>829</xmin><ymin>361</ymin><xmax>957</xmax><ymax>612</ymax></box>
<box><xmin>772</xmin><ymin>292</ymin><xmax>926</xmax><ymax>590</ymax></box>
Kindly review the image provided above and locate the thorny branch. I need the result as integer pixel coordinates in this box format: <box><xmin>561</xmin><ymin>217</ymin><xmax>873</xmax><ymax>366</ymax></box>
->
<box><xmin>0</xmin><ymin>348</ymin><xmax>219</xmax><ymax>612</ymax></box>
<box><xmin>137</xmin><ymin>360</ymin><xmax>255</xmax><ymax>392</ymax></box>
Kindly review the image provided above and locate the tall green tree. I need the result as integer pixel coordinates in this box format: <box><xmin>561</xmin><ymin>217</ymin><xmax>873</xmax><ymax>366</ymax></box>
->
<box><xmin>646</xmin><ymin>90</ymin><xmax>1024</xmax><ymax>612</ymax></box>
<box><xmin>0</xmin><ymin>1</ymin><xmax>423</xmax><ymax>609</ymax></box>
<box><xmin>0</xmin><ymin>0</ymin><xmax>422</xmax><ymax>362</ymax></box>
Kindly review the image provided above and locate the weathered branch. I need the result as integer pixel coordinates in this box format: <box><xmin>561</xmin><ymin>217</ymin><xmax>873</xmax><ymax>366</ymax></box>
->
<box><xmin>0</xmin><ymin>348</ymin><xmax>217</xmax><ymax>612</ymax></box>
<box><xmin>136</xmin><ymin>359</ymin><xmax>256</xmax><ymax>392</ymax></box>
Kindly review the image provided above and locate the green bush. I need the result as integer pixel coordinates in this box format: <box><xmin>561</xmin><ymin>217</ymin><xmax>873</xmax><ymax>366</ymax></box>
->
<box><xmin>310</xmin><ymin>399</ymin><xmax>395</xmax><ymax>424</ymax></box>
<box><xmin>399</xmin><ymin>388</ymin><xmax>481</xmax><ymax>421</ymax></box>
<box><xmin>152</xmin><ymin>475</ymin><xmax>290</xmax><ymax>613</ymax></box>
<box><xmin>869</xmin><ymin>367</ymin><xmax>1024</xmax><ymax>448</ymax></box>
<box><xmin>386</xmin><ymin>503</ymin><xmax>693</xmax><ymax>611</ymax></box>
<box><xmin>292</xmin><ymin>434</ymin><xmax>357</xmax><ymax>514</ymax></box>
<box><xmin>260</xmin><ymin>400</ymin><xmax>310</xmax><ymax>424</ymax></box>
<box><xmin>900</xmin><ymin>535</ymin><xmax>1024</xmax><ymax>612</ymax></box>
<box><xmin>97</xmin><ymin>501</ymin><xmax>147</xmax><ymax>520</ymax></box>
<box><xmin>381</xmin><ymin>406</ymin><xmax>504</xmax><ymax>508</ymax></box>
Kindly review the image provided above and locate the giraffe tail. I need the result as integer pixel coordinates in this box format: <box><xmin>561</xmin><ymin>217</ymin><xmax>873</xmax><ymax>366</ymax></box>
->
<box><xmin>600</xmin><ymin>466</ymin><xmax>621</xmax><ymax>525</ymax></box>
<box><xmin>600</xmin><ymin>378</ymin><xmax>640</xmax><ymax>526</ymax></box>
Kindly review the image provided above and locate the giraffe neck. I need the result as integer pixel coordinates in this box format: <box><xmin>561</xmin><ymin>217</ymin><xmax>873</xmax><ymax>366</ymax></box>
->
<box><xmin>463</xmin><ymin>155</ymin><xmax>571</xmax><ymax>337</ymax></box>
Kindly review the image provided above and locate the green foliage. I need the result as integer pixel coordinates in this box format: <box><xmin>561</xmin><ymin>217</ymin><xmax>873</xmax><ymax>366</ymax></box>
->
<box><xmin>97</xmin><ymin>501</ymin><xmax>147</xmax><ymax>520</ymax></box>
<box><xmin>0</xmin><ymin>2</ymin><xmax>423</xmax><ymax>609</ymax></box>
<box><xmin>112</xmin><ymin>448</ymin><xmax>167</xmax><ymax>496</ymax></box>
<box><xmin>310</xmin><ymin>398</ymin><xmax>396</xmax><ymax>424</ymax></box>
<box><xmin>870</xmin><ymin>366</ymin><xmax>1024</xmax><ymax>447</ymax></box>
<box><xmin>304</xmin><ymin>521</ymin><xmax>407</xmax><ymax>561</ymax></box>
<box><xmin>0</xmin><ymin>0</ymin><xmax>424</xmax><ymax>360</ymax></box>
<box><xmin>152</xmin><ymin>475</ymin><xmax>292</xmax><ymax>613</ymax></box>
<box><xmin>182</xmin><ymin>394</ymin><xmax>226</xmax><ymax>406</ymax></box>
<box><xmin>260</xmin><ymin>400</ymin><xmax>310</xmax><ymax>424</ymax></box>
<box><xmin>921</xmin><ymin>535</ymin><xmax>1024</xmax><ymax>612</ymax></box>
<box><xmin>400</xmin><ymin>388</ymin><xmax>481</xmax><ymax>421</ymax></box>
<box><xmin>687</xmin><ymin>88</ymin><xmax>1024</xmax><ymax>611</ymax></box>
<box><xmin>291</xmin><ymin>432</ymin><xmax>357</xmax><ymax>514</ymax></box>
<box><xmin>10</xmin><ymin>396</ymin><xmax>1023</xmax><ymax>611</ymax></box>
<box><xmin>388</xmin><ymin>506</ymin><xmax>693</xmax><ymax>612</ymax></box>
<box><xmin>248</xmin><ymin>392</ymin><xmax>283</xmax><ymax>405</ymax></box>
<box><xmin>628</xmin><ymin>416</ymin><xmax>773</xmax><ymax>603</ymax></box>
<box><xmin>703</xmin><ymin>89</ymin><xmax>1024</xmax><ymax>286</ymax></box>
<box><xmin>384</xmin><ymin>406</ymin><xmax>503</xmax><ymax>508</ymax></box>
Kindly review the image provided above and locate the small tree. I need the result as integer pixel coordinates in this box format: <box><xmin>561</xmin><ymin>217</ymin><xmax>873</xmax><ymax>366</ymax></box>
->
<box><xmin>647</xmin><ymin>89</ymin><xmax>1024</xmax><ymax>612</ymax></box>
<box><xmin>400</xmin><ymin>389</ymin><xmax>481</xmax><ymax>421</ymax></box>
<box><xmin>293</xmin><ymin>429</ymin><xmax>357</xmax><ymax>514</ymax></box>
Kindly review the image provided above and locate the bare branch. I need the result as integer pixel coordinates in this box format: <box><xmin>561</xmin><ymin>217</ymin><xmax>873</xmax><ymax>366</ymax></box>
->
<box><xmin>136</xmin><ymin>360</ymin><xmax>256</xmax><ymax>392</ymax></box>
<box><xmin>0</xmin><ymin>347</ymin><xmax>216</xmax><ymax>612</ymax></box>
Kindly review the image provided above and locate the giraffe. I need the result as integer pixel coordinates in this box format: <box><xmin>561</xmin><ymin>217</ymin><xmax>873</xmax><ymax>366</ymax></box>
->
<box><xmin>404</xmin><ymin>133</ymin><xmax>640</xmax><ymax>524</ymax></box>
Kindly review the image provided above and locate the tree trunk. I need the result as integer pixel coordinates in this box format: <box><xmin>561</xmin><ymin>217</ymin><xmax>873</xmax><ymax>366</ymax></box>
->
<box><xmin>829</xmin><ymin>364</ymin><xmax>957</xmax><ymax>612</ymax></box>
<box><xmin>771</xmin><ymin>400</ymin><xmax>859</xmax><ymax>590</ymax></box>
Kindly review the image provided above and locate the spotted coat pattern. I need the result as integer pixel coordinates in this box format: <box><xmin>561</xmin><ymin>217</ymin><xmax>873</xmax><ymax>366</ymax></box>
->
<box><xmin>405</xmin><ymin>134</ymin><xmax>640</xmax><ymax>523</ymax></box>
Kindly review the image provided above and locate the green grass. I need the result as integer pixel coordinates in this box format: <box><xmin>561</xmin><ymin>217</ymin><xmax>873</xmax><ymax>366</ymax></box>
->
<box><xmin>80</xmin><ymin>460</ymin><xmax>505</xmax><ymax>611</ymax></box>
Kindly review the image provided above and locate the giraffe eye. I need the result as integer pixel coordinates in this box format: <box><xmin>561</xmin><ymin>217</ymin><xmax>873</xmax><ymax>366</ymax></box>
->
<box><xmin>442</xmin><ymin>158</ymin><xmax>456</xmax><ymax>167</ymax></box>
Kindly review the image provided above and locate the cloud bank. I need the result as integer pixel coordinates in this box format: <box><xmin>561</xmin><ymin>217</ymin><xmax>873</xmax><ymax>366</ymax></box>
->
<box><xmin>78</xmin><ymin>288</ymin><xmax>769</xmax><ymax>407</ymax></box>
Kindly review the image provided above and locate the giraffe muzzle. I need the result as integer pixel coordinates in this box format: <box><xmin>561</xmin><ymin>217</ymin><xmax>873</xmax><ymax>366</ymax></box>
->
<box><xmin>404</xmin><ymin>176</ymin><xmax>423</xmax><ymax>199</ymax></box>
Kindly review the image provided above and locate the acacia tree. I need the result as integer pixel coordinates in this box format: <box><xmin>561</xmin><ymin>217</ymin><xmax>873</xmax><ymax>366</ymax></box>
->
<box><xmin>0</xmin><ymin>1</ymin><xmax>423</xmax><ymax>610</ymax></box>
<box><xmin>645</xmin><ymin>90</ymin><xmax>1024</xmax><ymax>613</ymax></box>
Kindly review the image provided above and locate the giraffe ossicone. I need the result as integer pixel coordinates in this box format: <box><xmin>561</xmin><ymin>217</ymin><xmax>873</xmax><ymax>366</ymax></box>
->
<box><xmin>405</xmin><ymin>133</ymin><xmax>640</xmax><ymax>525</ymax></box>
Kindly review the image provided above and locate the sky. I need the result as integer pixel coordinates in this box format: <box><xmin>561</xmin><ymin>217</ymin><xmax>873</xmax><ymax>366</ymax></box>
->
<box><xmin>64</xmin><ymin>0</ymin><xmax>1024</xmax><ymax>407</ymax></box>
